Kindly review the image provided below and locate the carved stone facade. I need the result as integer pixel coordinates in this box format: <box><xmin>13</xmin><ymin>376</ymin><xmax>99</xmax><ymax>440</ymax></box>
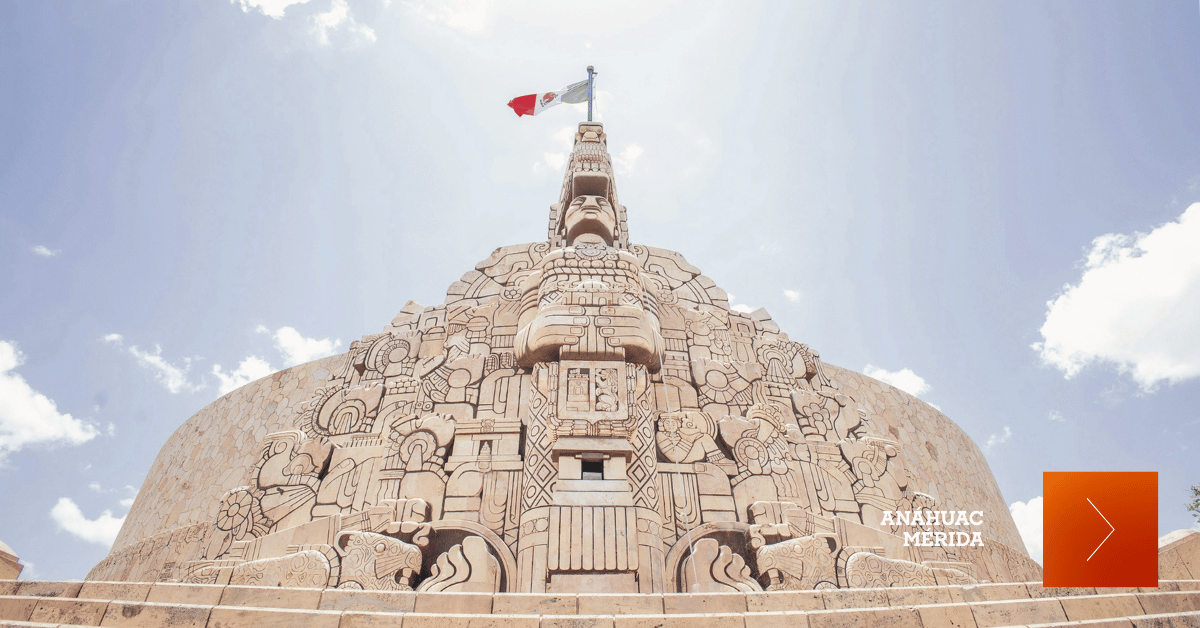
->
<box><xmin>89</xmin><ymin>122</ymin><xmax>1041</xmax><ymax>593</ymax></box>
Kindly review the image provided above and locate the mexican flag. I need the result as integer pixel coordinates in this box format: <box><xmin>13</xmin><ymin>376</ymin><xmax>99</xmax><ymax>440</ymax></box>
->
<box><xmin>507</xmin><ymin>80</ymin><xmax>590</xmax><ymax>117</ymax></box>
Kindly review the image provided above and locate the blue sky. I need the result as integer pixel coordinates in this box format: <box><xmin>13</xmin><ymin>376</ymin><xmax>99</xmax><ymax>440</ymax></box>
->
<box><xmin>1</xmin><ymin>0</ymin><xmax>1198</xmax><ymax>580</ymax></box>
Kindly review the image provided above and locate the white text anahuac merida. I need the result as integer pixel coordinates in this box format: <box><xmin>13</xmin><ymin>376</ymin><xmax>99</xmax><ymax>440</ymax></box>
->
<box><xmin>880</xmin><ymin>511</ymin><xmax>987</xmax><ymax>547</ymax></box>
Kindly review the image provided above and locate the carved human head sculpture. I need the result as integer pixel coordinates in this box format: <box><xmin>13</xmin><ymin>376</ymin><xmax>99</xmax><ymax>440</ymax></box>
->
<box><xmin>564</xmin><ymin>195</ymin><xmax>617</xmax><ymax>246</ymax></box>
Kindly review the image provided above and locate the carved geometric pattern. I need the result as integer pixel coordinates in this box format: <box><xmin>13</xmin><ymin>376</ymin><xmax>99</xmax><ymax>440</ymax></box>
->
<box><xmin>626</xmin><ymin>365</ymin><xmax>660</xmax><ymax>511</ymax></box>
<box><xmin>521</xmin><ymin>363</ymin><xmax>558</xmax><ymax>511</ymax></box>
<box><xmin>844</xmin><ymin>552</ymin><xmax>937</xmax><ymax>588</ymax></box>
<box><xmin>229</xmin><ymin>550</ymin><xmax>331</xmax><ymax>588</ymax></box>
<box><xmin>546</xmin><ymin>506</ymin><xmax>640</xmax><ymax>573</ymax></box>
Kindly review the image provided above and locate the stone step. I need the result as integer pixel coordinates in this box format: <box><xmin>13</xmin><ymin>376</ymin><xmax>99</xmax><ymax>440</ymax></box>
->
<box><xmin>1</xmin><ymin>580</ymin><xmax>1198</xmax><ymax>628</ymax></box>
<box><xmin>1</xmin><ymin>606</ymin><xmax>1199</xmax><ymax>628</ymax></box>
<box><xmin>1021</xmin><ymin>613</ymin><xmax>1200</xmax><ymax>628</ymax></box>
<box><xmin>6</xmin><ymin>580</ymin><xmax>1199</xmax><ymax>611</ymax></box>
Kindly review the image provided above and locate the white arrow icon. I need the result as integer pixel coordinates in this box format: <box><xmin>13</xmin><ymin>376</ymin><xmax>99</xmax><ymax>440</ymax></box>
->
<box><xmin>1086</xmin><ymin>497</ymin><xmax>1115</xmax><ymax>562</ymax></box>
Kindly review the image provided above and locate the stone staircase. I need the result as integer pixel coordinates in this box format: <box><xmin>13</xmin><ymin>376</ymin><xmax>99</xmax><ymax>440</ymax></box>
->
<box><xmin>1</xmin><ymin>579</ymin><xmax>1198</xmax><ymax>628</ymax></box>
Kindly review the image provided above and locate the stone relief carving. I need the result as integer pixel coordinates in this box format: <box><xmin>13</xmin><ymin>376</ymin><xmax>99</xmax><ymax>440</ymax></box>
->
<box><xmin>230</xmin><ymin>550</ymin><xmax>332</xmax><ymax>588</ymax></box>
<box><xmin>334</xmin><ymin>530</ymin><xmax>423</xmax><ymax>590</ymax></box>
<box><xmin>208</xmin><ymin>487</ymin><xmax>270</xmax><ymax>559</ymax></box>
<box><xmin>680</xmin><ymin>538</ymin><xmax>761</xmax><ymax>593</ymax></box>
<box><xmin>417</xmin><ymin>536</ymin><xmax>501</xmax><ymax>593</ymax></box>
<box><xmin>92</xmin><ymin>120</ymin><xmax>1041</xmax><ymax>593</ymax></box>
<box><xmin>843</xmin><ymin>552</ymin><xmax>936</xmax><ymax>588</ymax></box>
<box><xmin>755</xmin><ymin>534</ymin><xmax>840</xmax><ymax>591</ymax></box>
<box><xmin>655</xmin><ymin>411</ymin><xmax>726</xmax><ymax>464</ymax></box>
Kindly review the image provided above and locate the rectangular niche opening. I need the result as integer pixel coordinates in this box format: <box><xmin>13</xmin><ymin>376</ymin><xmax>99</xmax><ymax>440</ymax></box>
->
<box><xmin>581</xmin><ymin>459</ymin><xmax>604</xmax><ymax>480</ymax></box>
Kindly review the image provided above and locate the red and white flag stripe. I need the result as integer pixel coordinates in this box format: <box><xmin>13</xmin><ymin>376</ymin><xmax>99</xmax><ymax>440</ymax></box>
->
<box><xmin>507</xmin><ymin>80</ymin><xmax>590</xmax><ymax>117</ymax></box>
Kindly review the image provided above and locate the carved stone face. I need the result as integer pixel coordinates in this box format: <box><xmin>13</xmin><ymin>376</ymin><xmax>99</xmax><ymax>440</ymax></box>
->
<box><xmin>564</xmin><ymin>195</ymin><xmax>616</xmax><ymax>245</ymax></box>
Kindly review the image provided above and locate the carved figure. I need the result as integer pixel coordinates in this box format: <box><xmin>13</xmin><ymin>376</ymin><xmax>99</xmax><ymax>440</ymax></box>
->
<box><xmin>563</xmin><ymin>195</ymin><xmax>617</xmax><ymax>246</ymax></box>
<box><xmin>256</xmin><ymin>431</ymin><xmax>331</xmax><ymax>530</ymax></box>
<box><xmin>655</xmin><ymin>411</ymin><xmax>726</xmax><ymax>464</ymax></box>
<box><xmin>334</xmin><ymin>531</ymin><xmax>423</xmax><ymax>590</ymax></box>
<box><xmin>755</xmin><ymin>534</ymin><xmax>840</xmax><ymax>591</ymax></box>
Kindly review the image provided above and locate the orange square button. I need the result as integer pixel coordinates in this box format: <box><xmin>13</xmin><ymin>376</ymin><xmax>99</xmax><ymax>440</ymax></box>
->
<box><xmin>1043</xmin><ymin>471</ymin><xmax>1157</xmax><ymax>587</ymax></box>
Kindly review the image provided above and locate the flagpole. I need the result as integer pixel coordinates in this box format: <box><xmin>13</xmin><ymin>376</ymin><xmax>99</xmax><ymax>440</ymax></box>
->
<box><xmin>587</xmin><ymin>66</ymin><xmax>595</xmax><ymax>122</ymax></box>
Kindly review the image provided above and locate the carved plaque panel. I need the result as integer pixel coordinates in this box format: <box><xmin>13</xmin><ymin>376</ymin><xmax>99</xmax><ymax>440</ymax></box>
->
<box><xmin>557</xmin><ymin>359</ymin><xmax>626</xmax><ymax>424</ymax></box>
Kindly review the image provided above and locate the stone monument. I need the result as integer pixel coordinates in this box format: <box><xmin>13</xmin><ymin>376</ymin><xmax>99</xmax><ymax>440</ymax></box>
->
<box><xmin>87</xmin><ymin>122</ymin><xmax>1041</xmax><ymax>594</ymax></box>
<box><xmin>0</xmin><ymin>541</ymin><xmax>22</xmax><ymax>581</ymax></box>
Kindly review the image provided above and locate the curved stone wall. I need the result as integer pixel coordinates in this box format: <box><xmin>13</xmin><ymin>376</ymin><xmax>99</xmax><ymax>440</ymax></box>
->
<box><xmin>110</xmin><ymin>355</ymin><xmax>346</xmax><ymax>551</ymax></box>
<box><xmin>826</xmin><ymin>365</ymin><xmax>1026</xmax><ymax>551</ymax></box>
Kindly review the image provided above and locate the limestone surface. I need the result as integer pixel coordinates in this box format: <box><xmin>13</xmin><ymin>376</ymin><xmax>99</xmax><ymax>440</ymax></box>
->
<box><xmin>88</xmin><ymin>122</ymin><xmax>1040</xmax><ymax>593</ymax></box>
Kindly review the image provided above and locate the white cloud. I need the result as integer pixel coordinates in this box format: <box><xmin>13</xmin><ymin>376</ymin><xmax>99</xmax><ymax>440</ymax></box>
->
<box><xmin>406</xmin><ymin>2</ymin><xmax>677</xmax><ymax>38</ymax></box>
<box><xmin>49</xmin><ymin>497</ymin><xmax>124</xmax><ymax>546</ymax></box>
<box><xmin>543</xmin><ymin>153</ymin><xmax>566</xmax><ymax>172</ymax></box>
<box><xmin>105</xmin><ymin>334</ymin><xmax>204</xmax><ymax>393</ymax></box>
<box><xmin>863</xmin><ymin>364</ymin><xmax>931</xmax><ymax>397</ymax></box>
<box><xmin>0</xmin><ymin>340</ymin><xmax>99</xmax><ymax>464</ymax></box>
<box><xmin>613</xmin><ymin>144</ymin><xmax>644</xmax><ymax>176</ymax></box>
<box><xmin>262</xmin><ymin>326</ymin><xmax>342</xmax><ymax>367</ymax></box>
<box><xmin>985</xmin><ymin>425</ymin><xmax>1013</xmax><ymax>451</ymax></box>
<box><xmin>313</xmin><ymin>0</ymin><xmax>376</xmax><ymax>46</ymax></box>
<box><xmin>232</xmin><ymin>0</ymin><xmax>312</xmax><ymax>19</ymax></box>
<box><xmin>725</xmin><ymin>294</ymin><xmax>759</xmax><ymax>314</ymax></box>
<box><xmin>232</xmin><ymin>0</ymin><xmax>376</xmax><ymax>45</ymax></box>
<box><xmin>352</xmin><ymin>23</ymin><xmax>377</xmax><ymax>43</ymax></box>
<box><xmin>1009</xmin><ymin>496</ymin><xmax>1043</xmax><ymax>564</ymax></box>
<box><xmin>405</xmin><ymin>0</ymin><xmax>490</xmax><ymax>34</ymax></box>
<box><xmin>104</xmin><ymin>334</ymin><xmax>203</xmax><ymax>394</ymax></box>
<box><xmin>126</xmin><ymin>344</ymin><xmax>202</xmax><ymax>394</ymax></box>
<box><xmin>212</xmin><ymin>356</ymin><xmax>274</xmax><ymax>395</ymax></box>
<box><xmin>85</xmin><ymin>482</ymin><xmax>139</xmax><ymax>498</ymax></box>
<box><xmin>119</xmin><ymin>486</ymin><xmax>138</xmax><ymax>509</ymax></box>
<box><xmin>31</xmin><ymin>245</ymin><xmax>59</xmax><ymax>257</ymax></box>
<box><xmin>1033</xmin><ymin>203</ymin><xmax>1200</xmax><ymax>391</ymax></box>
<box><xmin>782</xmin><ymin>289</ymin><xmax>801</xmax><ymax>303</ymax></box>
<box><xmin>1048</xmin><ymin>410</ymin><xmax>1065</xmax><ymax>422</ymax></box>
<box><xmin>552</xmin><ymin>125</ymin><xmax>576</xmax><ymax>151</ymax></box>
